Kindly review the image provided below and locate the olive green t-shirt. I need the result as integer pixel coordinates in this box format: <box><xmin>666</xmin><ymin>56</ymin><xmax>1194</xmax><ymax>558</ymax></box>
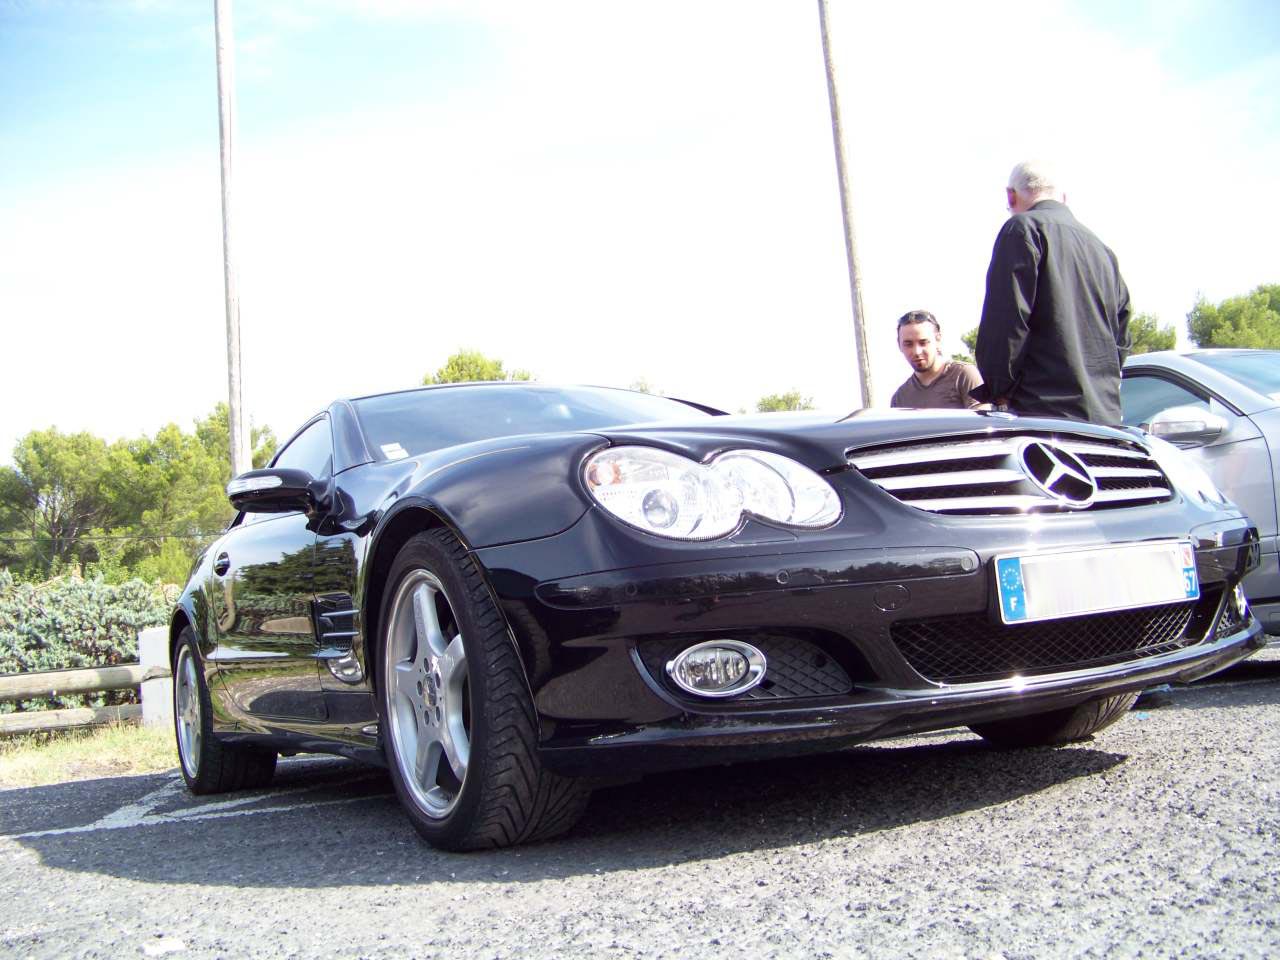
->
<box><xmin>890</xmin><ymin>361</ymin><xmax>983</xmax><ymax>410</ymax></box>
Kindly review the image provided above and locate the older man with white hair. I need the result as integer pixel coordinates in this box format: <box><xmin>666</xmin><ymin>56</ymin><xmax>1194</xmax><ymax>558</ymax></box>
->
<box><xmin>973</xmin><ymin>161</ymin><xmax>1131</xmax><ymax>424</ymax></box>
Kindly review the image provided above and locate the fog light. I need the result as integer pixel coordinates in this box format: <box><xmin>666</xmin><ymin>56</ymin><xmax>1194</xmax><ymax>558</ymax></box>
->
<box><xmin>666</xmin><ymin>640</ymin><xmax>766</xmax><ymax>698</ymax></box>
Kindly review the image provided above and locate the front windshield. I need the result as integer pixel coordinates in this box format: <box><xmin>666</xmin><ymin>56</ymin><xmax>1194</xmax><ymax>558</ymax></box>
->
<box><xmin>1190</xmin><ymin>350</ymin><xmax>1280</xmax><ymax>400</ymax></box>
<box><xmin>353</xmin><ymin>384</ymin><xmax>715</xmax><ymax>459</ymax></box>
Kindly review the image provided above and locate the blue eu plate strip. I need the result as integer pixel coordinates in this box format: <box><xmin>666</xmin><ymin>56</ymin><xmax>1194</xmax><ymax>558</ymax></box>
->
<box><xmin>997</xmin><ymin>556</ymin><xmax>1027</xmax><ymax>622</ymax></box>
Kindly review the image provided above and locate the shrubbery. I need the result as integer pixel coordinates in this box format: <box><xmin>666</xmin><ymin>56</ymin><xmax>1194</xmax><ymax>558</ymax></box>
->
<box><xmin>0</xmin><ymin>570</ymin><xmax>172</xmax><ymax>711</ymax></box>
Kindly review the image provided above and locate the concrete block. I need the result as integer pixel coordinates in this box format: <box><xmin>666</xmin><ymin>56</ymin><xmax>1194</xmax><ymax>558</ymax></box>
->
<box><xmin>138</xmin><ymin>626</ymin><xmax>173</xmax><ymax>729</ymax></box>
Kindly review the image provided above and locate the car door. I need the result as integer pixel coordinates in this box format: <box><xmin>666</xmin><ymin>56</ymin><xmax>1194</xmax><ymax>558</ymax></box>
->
<box><xmin>209</xmin><ymin>417</ymin><xmax>334</xmax><ymax>722</ymax></box>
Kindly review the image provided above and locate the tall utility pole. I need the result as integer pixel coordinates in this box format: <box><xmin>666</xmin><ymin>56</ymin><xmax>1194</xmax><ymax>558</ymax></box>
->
<box><xmin>215</xmin><ymin>0</ymin><xmax>251</xmax><ymax>477</ymax></box>
<box><xmin>817</xmin><ymin>0</ymin><xmax>873</xmax><ymax>408</ymax></box>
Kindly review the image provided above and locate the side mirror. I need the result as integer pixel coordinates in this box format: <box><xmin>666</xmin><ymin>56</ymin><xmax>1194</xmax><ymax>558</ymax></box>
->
<box><xmin>1144</xmin><ymin>405</ymin><xmax>1227</xmax><ymax>447</ymax></box>
<box><xmin>227</xmin><ymin>468</ymin><xmax>325</xmax><ymax>513</ymax></box>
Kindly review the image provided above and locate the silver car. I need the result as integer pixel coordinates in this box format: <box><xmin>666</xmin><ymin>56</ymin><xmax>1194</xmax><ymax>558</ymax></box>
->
<box><xmin>1122</xmin><ymin>349</ymin><xmax>1280</xmax><ymax>636</ymax></box>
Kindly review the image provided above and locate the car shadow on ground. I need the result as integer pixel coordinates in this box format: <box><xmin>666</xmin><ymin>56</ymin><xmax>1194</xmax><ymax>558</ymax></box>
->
<box><xmin>1141</xmin><ymin>653</ymin><xmax>1280</xmax><ymax>712</ymax></box>
<box><xmin>1213</xmin><ymin>650</ymin><xmax>1280</xmax><ymax>684</ymax></box>
<box><xmin>4</xmin><ymin>731</ymin><xmax>1129</xmax><ymax>888</ymax></box>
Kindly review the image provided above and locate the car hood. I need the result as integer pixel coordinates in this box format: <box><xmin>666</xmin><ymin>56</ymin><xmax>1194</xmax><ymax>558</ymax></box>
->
<box><xmin>590</xmin><ymin>407</ymin><xmax>1148</xmax><ymax>472</ymax></box>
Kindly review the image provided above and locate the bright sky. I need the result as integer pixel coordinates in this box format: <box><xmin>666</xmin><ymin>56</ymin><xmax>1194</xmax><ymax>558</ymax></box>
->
<box><xmin>2</xmin><ymin>0</ymin><xmax>1277</xmax><ymax>463</ymax></box>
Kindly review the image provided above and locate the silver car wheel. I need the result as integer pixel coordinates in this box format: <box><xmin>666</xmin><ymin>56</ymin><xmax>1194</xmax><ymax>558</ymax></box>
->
<box><xmin>384</xmin><ymin>569</ymin><xmax>470</xmax><ymax>819</ymax></box>
<box><xmin>174</xmin><ymin>644</ymin><xmax>203</xmax><ymax>779</ymax></box>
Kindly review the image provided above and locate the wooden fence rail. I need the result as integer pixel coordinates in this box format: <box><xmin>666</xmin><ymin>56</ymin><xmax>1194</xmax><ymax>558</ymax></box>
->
<box><xmin>0</xmin><ymin>664</ymin><xmax>170</xmax><ymax>703</ymax></box>
<box><xmin>0</xmin><ymin>703</ymin><xmax>144</xmax><ymax>736</ymax></box>
<box><xmin>0</xmin><ymin>660</ymin><xmax>171</xmax><ymax>737</ymax></box>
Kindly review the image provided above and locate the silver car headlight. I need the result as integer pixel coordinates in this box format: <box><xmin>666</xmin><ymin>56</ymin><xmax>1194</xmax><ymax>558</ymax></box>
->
<box><xmin>583</xmin><ymin>446</ymin><xmax>842</xmax><ymax>540</ymax></box>
<box><xmin>1144</xmin><ymin>435</ymin><xmax>1232</xmax><ymax>508</ymax></box>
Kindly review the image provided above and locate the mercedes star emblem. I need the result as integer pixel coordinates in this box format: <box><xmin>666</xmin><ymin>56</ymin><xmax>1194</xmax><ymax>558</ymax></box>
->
<box><xmin>1017</xmin><ymin>440</ymin><xmax>1097</xmax><ymax>508</ymax></box>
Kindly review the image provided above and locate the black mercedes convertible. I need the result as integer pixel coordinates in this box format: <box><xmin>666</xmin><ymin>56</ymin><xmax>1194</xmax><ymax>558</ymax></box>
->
<box><xmin>169</xmin><ymin>383</ymin><xmax>1264</xmax><ymax>849</ymax></box>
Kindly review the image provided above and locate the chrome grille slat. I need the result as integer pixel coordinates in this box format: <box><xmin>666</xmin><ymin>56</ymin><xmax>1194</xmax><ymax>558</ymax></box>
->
<box><xmin>1087</xmin><ymin>466</ymin><xmax>1164</xmax><ymax>479</ymax></box>
<box><xmin>877</xmin><ymin>468</ymin><xmax>1026</xmax><ymax>491</ymax></box>
<box><xmin>1094</xmin><ymin>486</ymin><xmax>1170</xmax><ymax>502</ymax></box>
<box><xmin>902</xmin><ymin>494</ymin><xmax>1065</xmax><ymax>512</ymax></box>
<box><xmin>848</xmin><ymin>439</ymin><xmax>1020</xmax><ymax>470</ymax></box>
<box><xmin>849</xmin><ymin>431</ymin><xmax>1172</xmax><ymax>515</ymax></box>
<box><xmin>1058</xmin><ymin>441</ymin><xmax>1151</xmax><ymax>460</ymax></box>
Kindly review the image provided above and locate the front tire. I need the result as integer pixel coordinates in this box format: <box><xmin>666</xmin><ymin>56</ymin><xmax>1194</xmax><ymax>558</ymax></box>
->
<box><xmin>378</xmin><ymin>528</ymin><xmax>590</xmax><ymax>850</ymax></box>
<box><xmin>172</xmin><ymin>627</ymin><xmax>276</xmax><ymax>793</ymax></box>
<box><xmin>969</xmin><ymin>691</ymin><xmax>1139</xmax><ymax>748</ymax></box>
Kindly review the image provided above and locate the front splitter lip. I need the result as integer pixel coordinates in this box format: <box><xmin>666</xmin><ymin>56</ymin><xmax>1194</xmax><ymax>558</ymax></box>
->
<box><xmin>536</xmin><ymin>618</ymin><xmax>1263</xmax><ymax>776</ymax></box>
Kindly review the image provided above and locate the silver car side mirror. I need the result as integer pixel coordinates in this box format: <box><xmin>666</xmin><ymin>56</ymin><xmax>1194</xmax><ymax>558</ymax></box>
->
<box><xmin>1145</xmin><ymin>405</ymin><xmax>1227</xmax><ymax>447</ymax></box>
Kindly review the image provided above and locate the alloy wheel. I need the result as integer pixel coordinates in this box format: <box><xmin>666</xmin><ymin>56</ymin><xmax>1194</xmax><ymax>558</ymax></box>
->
<box><xmin>384</xmin><ymin>569</ymin><xmax>471</xmax><ymax>818</ymax></box>
<box><xmin>175</xmin><ymin>644</ymin><xmax>203</xmax><ymax>779</ymax></box>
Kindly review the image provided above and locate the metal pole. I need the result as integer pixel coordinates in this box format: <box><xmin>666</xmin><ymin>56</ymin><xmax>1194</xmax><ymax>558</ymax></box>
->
<box><xmin>817</xmin><ymin>0</ymin><xmax>873</xmax><ymax>408</ymax></box>
<box><xmin>214</xmin><ymin>0</ymin><xmax>251</xmax><ymax>476</ymax></box>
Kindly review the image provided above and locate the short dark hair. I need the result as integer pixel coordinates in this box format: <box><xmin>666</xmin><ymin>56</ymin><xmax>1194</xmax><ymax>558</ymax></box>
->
<box><xmin>897</xmin><ymin>310</ymin><xmax>939</xmax><ymax>336</ymax></box>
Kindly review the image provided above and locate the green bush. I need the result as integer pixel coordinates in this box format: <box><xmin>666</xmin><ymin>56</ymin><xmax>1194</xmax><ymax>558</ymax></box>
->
<box><xmin>0</xmin><ymin>570</ymin><xmax>171</xmax><ymax>711</ymax></box>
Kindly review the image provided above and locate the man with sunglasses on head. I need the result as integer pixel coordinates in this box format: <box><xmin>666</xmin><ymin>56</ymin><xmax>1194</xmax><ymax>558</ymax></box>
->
<box><xmin>890</xmin><ymin>309</ymin><xmax>983</xmax><ymax>409</ymax></box>
<box><xmin>972</xmin><ymin>160</ymin><xmax>1131</xmax><ymax>424</ymax></box>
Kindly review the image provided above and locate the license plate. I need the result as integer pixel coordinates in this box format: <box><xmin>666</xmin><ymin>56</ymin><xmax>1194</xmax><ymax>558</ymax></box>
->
<box><xmin>994</xmin><ymin>540</ymin><xmax>1199</xmax><ymax>624</ymax></box>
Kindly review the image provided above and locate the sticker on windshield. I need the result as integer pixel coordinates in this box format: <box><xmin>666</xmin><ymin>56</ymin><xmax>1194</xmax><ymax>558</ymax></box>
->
<box><xmin>381</xmin><ymin>443</ymin><xmax>408</xmax><ymax>460</ymax></box>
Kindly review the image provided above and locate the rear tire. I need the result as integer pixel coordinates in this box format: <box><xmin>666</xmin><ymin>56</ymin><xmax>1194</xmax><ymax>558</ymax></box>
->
<box><xmin>969</xmin><ymin>692</ymin><xmax>1139</xmax><ymax>748</ymax></box>
<box><xmin>172</xmin><ymin>628</ymin><xmax>277</xmax><ymax>794</ymax></box>
<box><xmin>378</xmin><ymin>528</ymin><xmax>590</xmax><ymax>850</ymax></box>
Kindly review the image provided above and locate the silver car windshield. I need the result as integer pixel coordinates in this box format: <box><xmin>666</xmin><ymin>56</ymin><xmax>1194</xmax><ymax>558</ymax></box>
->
<box><xmin>1190</xmin><ymin>350</ymin><xmax>1280</xmax><ymax>399</ymax></box>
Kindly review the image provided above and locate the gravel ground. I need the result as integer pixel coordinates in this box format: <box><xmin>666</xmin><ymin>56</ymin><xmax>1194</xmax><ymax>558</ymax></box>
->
<box><xmin>2</xmin><ymin>650</ymin><xmax>1278</xmax><ymax>960</ymax></box>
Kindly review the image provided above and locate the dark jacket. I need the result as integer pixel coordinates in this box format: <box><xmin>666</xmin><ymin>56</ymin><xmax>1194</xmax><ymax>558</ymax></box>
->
<box><xmin>974</xmin><ymin>200</ymin><xmax>1130</xmax><ymax>424</ymax></box>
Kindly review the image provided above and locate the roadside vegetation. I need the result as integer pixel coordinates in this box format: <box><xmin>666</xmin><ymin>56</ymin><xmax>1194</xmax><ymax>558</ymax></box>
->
<box><xmin>0</xmin><ymin>722</ymin><xmax>176</xmax><ymax>789</ymax></box>
<box><xmin>0</xmin><ymin>571</ymin><xmax>170</xmax><ymax>712</ymax></box>
<box><xmin>952</xmin><ymin>283</ymin><xmax>1280</xmax><ymax>364</ymax></box>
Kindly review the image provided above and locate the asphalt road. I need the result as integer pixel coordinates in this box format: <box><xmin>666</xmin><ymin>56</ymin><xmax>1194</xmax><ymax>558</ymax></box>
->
<box><xmin>3</xmin><ymin>651</ymin><xmax>1279</xmax><ymax>960</ymax></box>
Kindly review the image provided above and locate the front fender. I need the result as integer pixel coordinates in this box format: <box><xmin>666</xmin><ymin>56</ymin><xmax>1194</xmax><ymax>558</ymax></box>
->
<box><xmin>396</xmin><ymin>433</ymin><xmax>605</xmax><ymax>549</ymax></box>
<box><xmin>357</xmin><ymin>434</ymin><xmax>607</xmax><ymax>715</ymax></box>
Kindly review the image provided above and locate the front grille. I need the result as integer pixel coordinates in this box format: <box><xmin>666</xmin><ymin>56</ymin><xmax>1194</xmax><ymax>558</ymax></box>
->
<box><xmin>891</xmin><ymin>601</ymin><xmax>1197</xmax><ymax>684</ymax></box>
<box><xmin>635</xmin><ymin>634</ymin><xmax>853</xmax><ymax>701</ymax></box>
<box><xmin>848</xmin><ymin>432</ymin><xmax>1170</xmax><ymax>515</ymax></box>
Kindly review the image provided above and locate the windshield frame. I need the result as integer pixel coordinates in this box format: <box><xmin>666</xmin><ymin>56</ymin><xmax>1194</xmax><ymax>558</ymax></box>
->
<box><xmin>350</xmin><ymin>383</ymin><xmax>720</xmax><ymax>461</ymax></box>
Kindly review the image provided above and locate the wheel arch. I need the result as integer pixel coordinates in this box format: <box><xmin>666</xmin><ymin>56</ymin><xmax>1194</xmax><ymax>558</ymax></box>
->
<box><xmin>169</xmin><ymin>602</ymin><xmax>197</xmax><ymax>665</ymax></box>
<box><xmin>361</xmin><ymin>501</ymin><xmax>535</xmax><ymax>704</ymax></box>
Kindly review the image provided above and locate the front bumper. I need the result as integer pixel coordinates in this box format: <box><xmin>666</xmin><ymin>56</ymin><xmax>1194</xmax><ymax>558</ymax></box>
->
<box><xmin>477</xmin><ymin>504</ymin><xmax>1262</xmax><ymax>777</ymax></box>
<box><xmin>532</xmin><ymin>620</ymin><xmax>1262</xmax><ymax>775</ymax></box>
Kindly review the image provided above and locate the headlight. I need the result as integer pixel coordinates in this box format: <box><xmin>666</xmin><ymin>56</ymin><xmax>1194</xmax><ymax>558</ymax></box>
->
<box><xmin>1144</xmin><ymin>435</ymin><xmax>1232</xmax><ymax>508</ymax></box>
<box><xmin>583</xmin><ymin>447</ymin><xmax>741</xmax><ymax>539</ymax></box>
<box><xmin>584</xmin><ymin>446</ymin><xmax>843</xmax><ymax>540</ymax></box>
